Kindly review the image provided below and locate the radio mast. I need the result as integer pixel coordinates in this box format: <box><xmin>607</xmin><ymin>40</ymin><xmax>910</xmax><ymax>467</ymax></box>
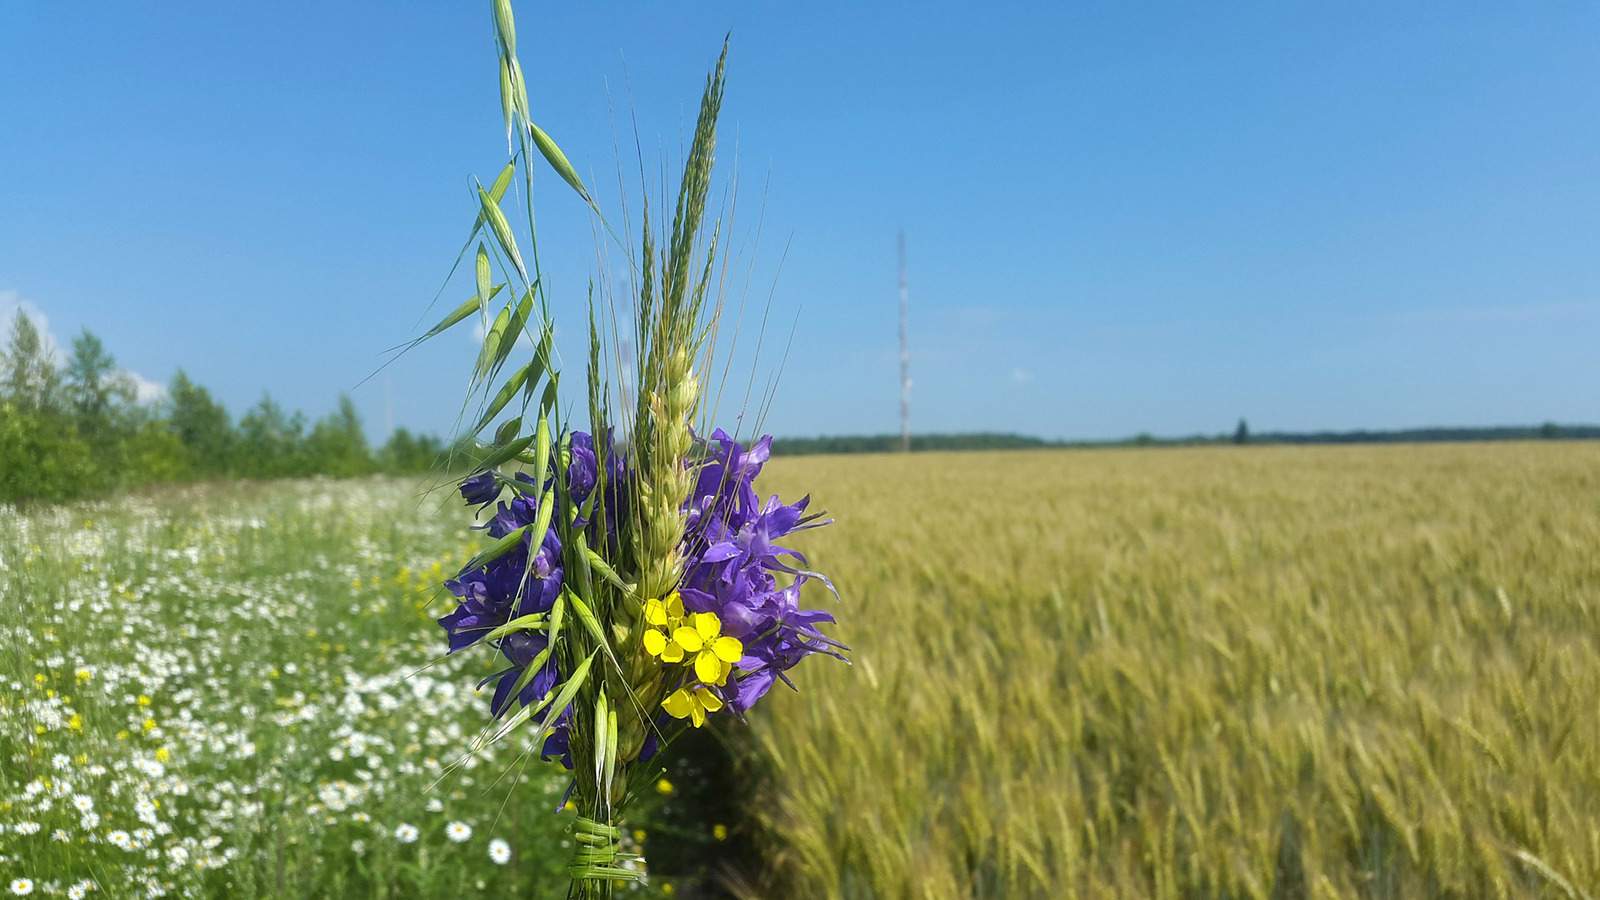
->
<box><xmin>898</xmin><ymin>231</ymin><xmax>911</xmax><ymax>453</ymax></box>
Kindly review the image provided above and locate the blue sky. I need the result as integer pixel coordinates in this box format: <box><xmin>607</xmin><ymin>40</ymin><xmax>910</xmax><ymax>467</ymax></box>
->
<box><xmin>3</xmin><ymin>1</ymin><xmax>1597</xmax><ymax>441</ymax></box>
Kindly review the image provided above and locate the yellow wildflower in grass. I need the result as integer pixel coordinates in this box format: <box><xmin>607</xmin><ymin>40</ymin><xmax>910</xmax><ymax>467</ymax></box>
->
<box><xmin>654</xmin><ymin>778</ymin><xmax>674</xmax><ymax>796</ymax></box>
<box><xmin>136</xmin><ymin>695</ymin><xmax>151</xmax><ymax>708</ymax></box>
<box><xmin>155</xmin><ymin>748</ymin><xmax>169</xmax><ymax>763</ymax></box>
<box><xmin>713</xmin><ymin>824</ymin><xmax>727</xmax><ymax>841</ymax></box>
<box><xmin>68</xmin><ymin>714</ymin><xmax>82</xmax><ymax>732</ymax></box>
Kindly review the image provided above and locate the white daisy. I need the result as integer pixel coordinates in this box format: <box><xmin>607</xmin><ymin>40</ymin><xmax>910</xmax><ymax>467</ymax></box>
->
<box><xmin>9</xmin><ymin>879</ymin><xmax>34</xmax><ymax>896</ymax></box>
<box><xmin>393</xmin><ymin>823</ymin><xmax>419</xmax><ymax>844</ymax></box>
<box><xmin>444</xmin><ymin>821</ymin><xmax>472</xmax><ymax>843</ymax></box>
<box><xmin>488</xmin><ymin>838</ymin><xmax>511</xmax><ymax>864</ymax></box>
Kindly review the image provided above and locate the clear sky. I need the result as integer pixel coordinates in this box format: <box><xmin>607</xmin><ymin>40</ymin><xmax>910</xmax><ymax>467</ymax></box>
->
<box><xmin>3</xmin><ymin>1</ymin><xmax>1597</xmax><ymax>442</ymax></box>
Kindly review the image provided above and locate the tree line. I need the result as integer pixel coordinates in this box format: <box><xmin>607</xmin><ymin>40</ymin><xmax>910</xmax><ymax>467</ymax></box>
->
<box><xmin>0</xmin><ymin>310</ymin><xmax>447</xmax><ymax>503</ymax></box>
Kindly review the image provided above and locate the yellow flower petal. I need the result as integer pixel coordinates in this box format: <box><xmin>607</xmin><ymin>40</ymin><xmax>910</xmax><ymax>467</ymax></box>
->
<box><xmin>717</xmin><ymin>660</ymin><xmax>734</xmax><ymax>685</ymax></box>
<box><xmin>690</xmin><ymin>698</ymin><xmax>706</xmax><ymax>728</ymax></box>
<box><xmin>644</xmin><ymin>599</ymin><xmax>668</xmax><ymax>627</ymax></box>
<box><xmin>665</xmin><ymin>591</ymin><xmax>684</xmax><ymax>619</ymax></box>
<box><xmin>642</xmin><ymin>629</ymin><xmax>667</xmax><ymax>657</ymax></box>
<box><xmin>673</xmin><ymin>626</ymin><xmax>705</xmax><ymax>653</ymax></box>
<box><xmin>694</xmin><ymin>649</ymin><xmax>722</xmax><ymax>685</ymax></box>
<box><xmin>696</xmin><ymin>688</ymin><xmax>724</xmax><ymax>713</ymax></box>
<box><xmin>660</xmin><ymin>640</ymin><xmax>685</xmax><ymax>663</ymax></box>
<box><xmin>712</xmin><ymin>635</ymin><xmax>743</xmax><ymax>663</ymax></box>
<box><xmin>661</xmin><ymin>689</ymin><xmax>694</xmax><ymax>720</ymax></box>
<box><xmin>694</xmin><ymin>611</ymin><xmax>721</xmax><ymax>641</ymax></box>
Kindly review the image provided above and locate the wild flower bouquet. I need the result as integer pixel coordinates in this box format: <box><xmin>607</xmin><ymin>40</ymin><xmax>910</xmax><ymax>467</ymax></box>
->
<box><xmin>411</xmin><ymin>2</ymin><xmax>845</xmax><ymax>895</ymax></box>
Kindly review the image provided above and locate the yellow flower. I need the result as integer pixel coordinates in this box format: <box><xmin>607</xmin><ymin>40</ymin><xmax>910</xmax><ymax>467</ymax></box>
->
<box><xmin>713</xmin><ymin>824</ymin><xmax>728</xmax><ymax>841</ymax></box>
<box><xmin>141</xmin><ymin>717</ymin><xmax>156</xmax><ymax>733</ymax></box>
<box><xmin>655</xmin><ymin>778</ymin><xmax>674</xmax><ymax>796</ymax></box>
<box><xmin>671</xmin><ymin>613</ymin><xmax>742</xmax><ymax>686</ymax></box>
<box><xmin>155</xmin><ymin>748</ymin><xmax>170</xmax><ymax>763</ymax></box>
<box><xmin>68</xmin><ymin>714</ymin><xmax>82</xmax><ymax>732</ymax></box>
<box><xmin>136</xmin><ymin>695</ymin><xmax>151</xmax><ymax>708</ymax></box>
<box><xmin>633</xmin><ymin>829</ymin><xmax>647</xmax><ymax>842</ymax></box>
<box><xmin>642</xmin><ymin>598</ymin><xmax>742</xmax><ymax>686</ymax></box>
<box><xmin>661</xmin><ymin>685</ymin><xmax>724</xmax><ymax>728</ymax></box>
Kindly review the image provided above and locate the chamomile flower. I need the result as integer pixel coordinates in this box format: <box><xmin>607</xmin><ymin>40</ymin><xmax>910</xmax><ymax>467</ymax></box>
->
<box><xmin>488</xmin><ymin>838</ymin><xmax>511</xmax><ymax>864</ymax></box>
<box><xmin>393</xmin><ymin>823</ymin><xmax>419</xmax><ymax>843</ymax></box>
<box><xmin>445</xmin><ymin>821</ymin><xmax>472</xmax><ymax>843</ymax></box>
<box><xmin>9</xmin><ymin>879</ymin><xmax>33</xmax><ymax>896</ymax></box>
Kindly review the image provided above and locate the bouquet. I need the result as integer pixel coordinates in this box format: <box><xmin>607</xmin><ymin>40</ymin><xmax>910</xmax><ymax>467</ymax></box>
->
<box><xmin>412</xmin><ymin>2</ymin><xmax>846</xmax><ymax>895</ymax></box>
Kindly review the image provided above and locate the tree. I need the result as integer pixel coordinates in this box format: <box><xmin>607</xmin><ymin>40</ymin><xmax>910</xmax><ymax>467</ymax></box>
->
<box><xmin>306</xmin><ymin>395</ymin><xmax>372</xmax><ymax>477</ymax></box>
<box><xmin>167</xmin><ymin>369</ymin><xmax>233</xmax><ymax>474</ymax></box>
<box><xmin>1</xmin><ymin>309</ymin><xmax>61</xmax><ymax>413</ymax></box>
<box><xmin>64</xmin><ymin>328</ymin><xmax>134</xmax><ymax>445</ymax></box>
<box><xmin>1234</xmin><ymin>418</ymin><xmax>1250</xmax><ymax>445</ymax></box>
<box><xmin>379</xmin><ymin>426</ymin><xmax>445</xmax><ymax>473</ymax></box>
<box><xmin>238</xmin><ymin>393</ymin><xmax>307</xmax><ymax>477</ymax></box>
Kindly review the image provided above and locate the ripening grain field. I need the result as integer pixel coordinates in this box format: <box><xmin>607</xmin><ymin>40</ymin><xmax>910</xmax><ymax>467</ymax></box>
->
<box><xmin>753</xmin><ymin>443</ymin><xmax>1600</xmax><ymax>899</ymax></box>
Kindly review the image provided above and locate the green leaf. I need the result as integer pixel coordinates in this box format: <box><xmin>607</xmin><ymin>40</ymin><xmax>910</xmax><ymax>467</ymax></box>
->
<box><xmin>477</xmin><ymin>184</ymin><xmax>527</xmax><ymax>285</ymax></box>
<box><xmin>471</xmin><ymin>359</ymin><xmax>534</xmax><ymax>437</ymax></box>
<box><xmin>473</xmin><ymin>304</ymin><xmax>512</xmax><ymax>386</ymax></box>
<box><xmin>474</xmin><ymin>243</ymin><xmax>493</xmax><ymax>314</ymax></box>
<box><xmin>530</xmin><ymin>416</ymin><xmax>552</xmax><ymax>485</ymax></box>
<box><xmin>479</xmin><ymin>612</ymin><xmax>548</xmax><ymax>643</ymax></box>
<box><xmin>472</xmin><ymin>162</ymin><xmax>517</xmax><ymax>235</ymax></box>
<box><xmin>566</xmin><ymin>592</ymin><xmax>612</xmax><ymax>655</ymax></box>
<box><xmin>461</xmin><ymin>524</ymin><xmax>529</xmax><ymax>575</ymax></box>
<box><xmin>509</xmin><ymin>591</ymin><xmax>563</xmax><ymax>699</ymax></box>
<box><xmin>510</xmin><ymin>57</ymin><xmax>531</xmax><ymax>134</ymax></box>
<box><xmin>485</xmin><ymin>288</ymin><xmax>534</xmax><ymax>384</ymax></box>
<box><xmin>584</xmin><ymin>547</ymin><xmax>632</xmax><ymax>594</ymax></box>
<box><xmin>493</xmin><ymin>650</ymin><xmax>597</xmax><ymax>747</ymax></box>
<box><xmin>494</xmin><ymin>416</ymin><xmax>523</xmax><ymax>445</ymax></box>
<box><xmin>593</xmin><ymin>692</ymin><xmax>610</xmax><ymax>785</ymax></box>
<box><xmin>529</xmin><ymin>488</ymin><xmax>556</xmax><ymax>555</ymax></box>
<box><xmin>530</xmin><ymin>123</ymin><xmax>593</xmax><ymax>206</ymax></box>
<box><xmin>539</xmin><ymin>372</ymin><xmax>559</xmax><ymax>416</ymax></box>
<box><xmin>524</xmin><ymin>325</ymin><xmax>554</xmax><ymax>406</ymax></box>
<box><xmin>603</xmin><ymin>708</ymin><xmax>619</xmax><ymax>808</ymax></box>
<box><xmin>419</xmin><ymin>285</ymin><xmax>502</xmax><ymax>341</ymax></box>
<box><xmin>475</xmin><ymin>434</ymin><xmax>534</xmax><ymax>472</ymax></box>
<box><xmin>492</xmin><ymin>0</ymin><xmax>516</xmax><ymax>58</ymax></box>
<box><xmin>498</xmin><ymin>58</ymin><xmax>515</xmax><ymax>144</ymax></box>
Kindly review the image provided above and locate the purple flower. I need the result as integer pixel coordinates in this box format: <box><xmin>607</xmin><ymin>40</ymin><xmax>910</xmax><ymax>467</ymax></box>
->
<box><xmin>676</xmin><ymin>431</ymin><xmax>844</xmax><ymax>717</ymax></box>
<box><xmin>459</xmin><ymin>469</ymin><xmax>501</xmax><ymax>507</ymax></box>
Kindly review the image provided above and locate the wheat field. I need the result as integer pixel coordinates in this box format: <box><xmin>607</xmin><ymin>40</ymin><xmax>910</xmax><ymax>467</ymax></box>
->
<box><xmin>751</xmin><ymin>443</ymin><xmax>1600</xmax><ymax>899</ymax></box>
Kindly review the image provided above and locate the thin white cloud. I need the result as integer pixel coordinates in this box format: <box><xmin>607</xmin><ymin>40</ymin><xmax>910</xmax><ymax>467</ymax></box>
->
<box><xmin>1011</xmin><ymin>368</ymin><xmax>1034</xmax><ymax>385</ymax></box>
<box><xmin>125</xmin><ymin>370</ymin><xmax>166</xmax><ymax>403</ymax></box>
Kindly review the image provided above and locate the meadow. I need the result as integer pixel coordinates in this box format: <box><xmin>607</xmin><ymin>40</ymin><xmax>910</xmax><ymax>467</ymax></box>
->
<box><xmin>3</xmin><ymin>443</ymin><xmax>1597</xmax><ymax>899</ymax></box>
<box><xmin>751</xmin><ymin>442</ymin><xmax>1600</xmax><ymax>899</ymax></box>
<box><xmin>0</xmin><ymin>478</ymin><xmax>644</xmax><ymax>899</ymax></box>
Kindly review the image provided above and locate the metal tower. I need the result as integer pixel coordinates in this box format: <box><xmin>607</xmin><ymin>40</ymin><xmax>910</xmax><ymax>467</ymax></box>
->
<box><xmin>898</xmin><ymin>231</ymin><xmax>910</xmax><ymax>453</ymax></box>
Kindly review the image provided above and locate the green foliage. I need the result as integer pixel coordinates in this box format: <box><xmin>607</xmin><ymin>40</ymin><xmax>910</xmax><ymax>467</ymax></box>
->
<box><xmin>0</xmin><ymin>317</ymin><xmax>451</xmax><ymax>505</ymax></box>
